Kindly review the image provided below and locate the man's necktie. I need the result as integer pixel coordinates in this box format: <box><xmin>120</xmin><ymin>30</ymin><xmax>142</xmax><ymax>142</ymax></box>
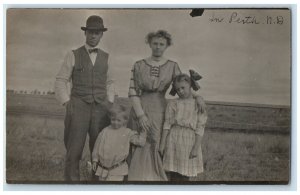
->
<box><xmin>88</xmin><ymin>48</ymin><xmax>98</xmax><ymax>54</ymax></box>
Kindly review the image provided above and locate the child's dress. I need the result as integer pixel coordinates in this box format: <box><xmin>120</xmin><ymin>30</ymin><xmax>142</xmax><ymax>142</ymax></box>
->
<box><xmin>92</xmin><ymin>126</ymin><xmax>146</xmax><ymax>180</ymax></box>
<box><xmin>163</xmin><ymin>98</ymin><xmax>208</xmax><ymax>177</ymax></box>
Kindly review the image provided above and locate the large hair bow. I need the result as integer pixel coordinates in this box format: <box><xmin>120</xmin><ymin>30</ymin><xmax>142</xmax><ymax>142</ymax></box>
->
<box><xmin>189</xmin><ymin>69</ymin><xmax>202</xmax><ymax>91</ymax></box>
<box><xmin>169</xmin><ymin>69</ymin><xmax>202</xmax><ymax>96</ymax></box>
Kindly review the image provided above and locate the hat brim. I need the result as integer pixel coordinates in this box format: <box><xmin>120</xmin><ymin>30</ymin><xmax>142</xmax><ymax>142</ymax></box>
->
<box><xmin>81</xmin><ymin>27</ymin><xmax>107</xmax><ymax>32</ymax></box>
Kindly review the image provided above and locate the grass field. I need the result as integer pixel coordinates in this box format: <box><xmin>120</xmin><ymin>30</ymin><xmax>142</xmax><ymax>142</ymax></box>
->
<box><xmin>6</xmin><ymin>94</ymin><xmax>290</xmax><ymax>183</ymax></box>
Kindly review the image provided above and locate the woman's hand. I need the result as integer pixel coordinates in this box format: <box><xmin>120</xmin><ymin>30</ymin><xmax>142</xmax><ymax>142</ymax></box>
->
<box><xmin>92</xmin><ymin>161</ymin><xmax>98</xmax><ymax>172</ymax></box>
<box><xmin>189</xmin><ymin>147</ymin><xmax>198</xmax><ymax>159</ymax></box>
<box><xmin>195</xmin><ymin>96</ymin><xmax>206</xmax><ymax>114</ymax></box>
<box><xmin>138</xmin><ymin>114</ymin><xmax>151</xmax><ymax>133</ymax></box>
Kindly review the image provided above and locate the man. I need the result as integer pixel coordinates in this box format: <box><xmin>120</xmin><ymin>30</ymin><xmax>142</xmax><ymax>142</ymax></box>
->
<box><xmin>55</xmin><ymin>15</ymin><xmax>115</xmax><ymax>181</ymax></box>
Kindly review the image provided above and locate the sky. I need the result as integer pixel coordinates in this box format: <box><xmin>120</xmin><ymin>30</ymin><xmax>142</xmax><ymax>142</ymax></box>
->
<box><xmin>6</xmin><ymin>8</ymin><xmax>291</xmax><ymax>105</ymax></box>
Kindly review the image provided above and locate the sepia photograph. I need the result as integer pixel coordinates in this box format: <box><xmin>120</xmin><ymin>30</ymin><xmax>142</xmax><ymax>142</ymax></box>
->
<box><xmin>5</xmin><ymin>8</ymin><xmax>291</xmax><ymax>184</ymax></box>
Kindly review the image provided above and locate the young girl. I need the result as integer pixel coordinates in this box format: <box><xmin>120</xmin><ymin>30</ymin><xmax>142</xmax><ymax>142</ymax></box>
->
<box><xmin>159</xmin><ymin>71</ymin><xmax>208</xmax><ymax>181</ymax></box>
<box><xmin>92</xmin><ymin>104</ymin><xmax>146</xmax><ymax>181</ymax></box>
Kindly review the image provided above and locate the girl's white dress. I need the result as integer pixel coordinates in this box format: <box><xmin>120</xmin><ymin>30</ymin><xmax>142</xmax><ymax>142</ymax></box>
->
<box><xmin>92</xmin><ymin>126</ymin><xmax>146</xmax><ymax>178</ymax></box>
<box><xmin>163</xmin><ymin>98</ymin><xmax>208</xmax><ymax>177</ymax></box>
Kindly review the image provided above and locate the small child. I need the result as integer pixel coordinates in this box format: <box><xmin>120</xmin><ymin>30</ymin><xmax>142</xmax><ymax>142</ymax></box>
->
<box><xmin>92</xmin><ymin>104</ymin><xmax>146</xmax><ymax>181</ymax></box>
<box><xmin>159</xmin><ymin>72</ymin><xmax>208</xmax><ymax>181</ymax></box>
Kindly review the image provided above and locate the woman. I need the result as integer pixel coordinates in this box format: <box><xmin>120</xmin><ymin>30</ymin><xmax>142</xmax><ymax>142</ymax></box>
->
<box><xmin>127</xmin><ymin>30</ymin><xmax>205</xmax><ymax>181</ymax></box>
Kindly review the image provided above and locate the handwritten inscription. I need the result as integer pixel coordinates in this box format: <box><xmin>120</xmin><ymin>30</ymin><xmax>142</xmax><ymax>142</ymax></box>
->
<box><xmin>229</xmin><ymin>12</ymin><xmax>259</xmax><ymax>24</ymax></box>
<box><xmin>209</xmin><ymin>12</ymin><xmax>284</xmax><ymax>25</ymax></box>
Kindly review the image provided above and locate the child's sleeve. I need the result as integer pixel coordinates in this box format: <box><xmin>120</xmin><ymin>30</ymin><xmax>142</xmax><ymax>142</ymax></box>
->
<box><xmin>163</xmin><ymin>100</ymin><xmax>176</xmax><ymax>130</ymax></box>
<box><xmin>91</xmin><ymin>130</ymin><xmax>105</xmax><ymax>163</ymax></box>
<box><xmin>195</xmin><ymin>110</ymin><xmax>208</xmax><ymax>137</ymax></box>
<box><xmin>129</xmin><ymin>130</ymin><xmax>146</xmax><ymax>147</ymax></box>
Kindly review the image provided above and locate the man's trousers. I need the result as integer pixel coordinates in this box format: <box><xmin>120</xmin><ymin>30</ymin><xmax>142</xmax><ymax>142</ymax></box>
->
<box><xmin>64</xmin><ymin>96</ymin><xmax>110</xmax><ymax>181</ymax></box>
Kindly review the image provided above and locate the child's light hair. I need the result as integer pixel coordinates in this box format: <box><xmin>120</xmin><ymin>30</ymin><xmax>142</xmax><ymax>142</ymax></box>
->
<box><xmin>109</xmin><ymin>104</ymin><xmax>129</xmax><ymax>121</ymax></box>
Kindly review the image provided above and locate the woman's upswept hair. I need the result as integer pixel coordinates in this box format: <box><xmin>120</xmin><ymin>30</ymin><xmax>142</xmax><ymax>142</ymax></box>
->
<box><xmin>145</xmin><ymin>30</ymin><xmax>173</xmax><ymax>46</ymax></box>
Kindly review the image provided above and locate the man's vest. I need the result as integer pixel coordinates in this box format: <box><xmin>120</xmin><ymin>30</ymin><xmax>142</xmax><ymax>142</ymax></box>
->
<box><xmin>71</xmin><ymin>46</ymin><xmax>108</xmax><ymax>103</ymax></box>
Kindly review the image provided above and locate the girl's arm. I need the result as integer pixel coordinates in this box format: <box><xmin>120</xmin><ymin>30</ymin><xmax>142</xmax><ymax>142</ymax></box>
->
<box><xmin>190</xmin><ymin>109</ymin><xmax>208</xmax><ymax>159</ymax></box>
<box><xmin>189</xmin><ymin>134</ymin><xmax>203</xmax><ymax>159</ymax></box>
<box><xmin>159</xmin><ymin>129</ymin><xmax>169</xmax><ymax>156</ymax></box>
<box><xmin>159</xmin><ymin>100</ymin><xmax>176</xmax><ymax>155</ymax></box>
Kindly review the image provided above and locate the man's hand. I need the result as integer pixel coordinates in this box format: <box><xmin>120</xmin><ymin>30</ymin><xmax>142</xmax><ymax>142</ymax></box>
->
<box><xmin>63</xmin><ymin>100</ymin><xmax>70</xmax><ymax>107</ymax></box>
<box><xmin>92</xmin><ymin>161</ymin><xmax>98</xmax><ymax>172</ymax></box>
<box><xmin>107</xmin><ymin>102</ymin><xmax>113</xmax><ymax>110</ymax></box>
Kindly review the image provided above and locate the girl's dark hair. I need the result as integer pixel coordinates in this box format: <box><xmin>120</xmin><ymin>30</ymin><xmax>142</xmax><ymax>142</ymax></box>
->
<box><xmin>109</xmin><ymin>104</ymin><xmax>129</xmax><ymax>121</ymax></box>
<box><xmin>173</xmin><ymin>74</ymin><xmax>192</xmax><ymax>88</ymax></box>
<box><xmin>145</xmin><ymin>30</ymin><xmax>173</xmax><ymax>46</ymax></box>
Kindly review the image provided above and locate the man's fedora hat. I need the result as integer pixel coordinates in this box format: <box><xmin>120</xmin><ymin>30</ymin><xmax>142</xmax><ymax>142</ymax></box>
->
<box><xmin>81</xmin><ymin>15</ymin><xmax>107</xmax><ymax>31</ymax></box>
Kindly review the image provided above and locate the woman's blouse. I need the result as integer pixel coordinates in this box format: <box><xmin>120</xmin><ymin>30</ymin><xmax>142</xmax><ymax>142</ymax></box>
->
<box><xmin>128</xmin><ymin>59</ymin><xmax>181</xmax><ymax>97</ymax></box>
